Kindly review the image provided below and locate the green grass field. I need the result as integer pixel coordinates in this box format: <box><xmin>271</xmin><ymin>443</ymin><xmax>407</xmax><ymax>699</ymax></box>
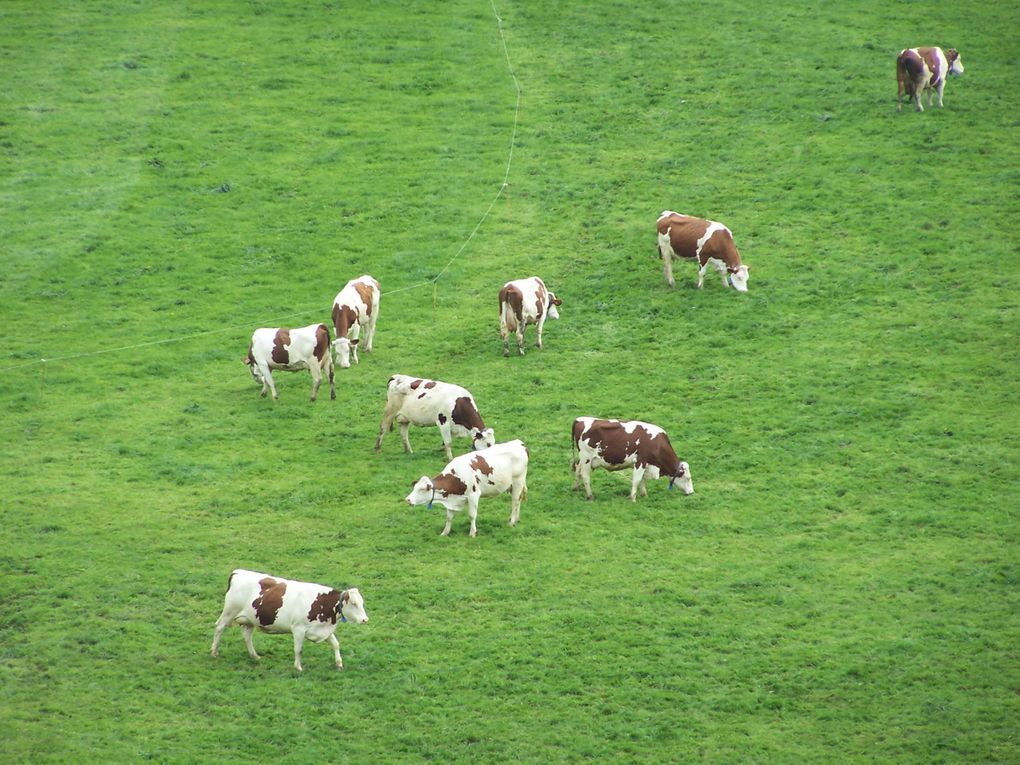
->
<box><xmin>2</xmin><ymin>1</ymin><xmax>1018</xmax><ymax>762</ymax></box>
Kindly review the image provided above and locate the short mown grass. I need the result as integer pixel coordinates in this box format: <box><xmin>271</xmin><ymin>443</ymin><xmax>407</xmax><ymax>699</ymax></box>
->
<box><xmin>1</xmin><ymin>1</ymin><xmax>1018</xmax><ymax>763</ymax></box>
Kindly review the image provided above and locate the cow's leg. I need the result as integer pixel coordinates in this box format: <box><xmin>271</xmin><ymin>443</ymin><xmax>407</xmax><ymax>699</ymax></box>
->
<box><xmin>639</xmin><ymin>474</ymin><xmax>649</xmax><ymax>498</ymax></box>
<box><xmin>936</xmin><ymin>79</ymin><xmax>945</xmax><ymax>107</ymax></box>
<box><xmin>351</xmin><ymin>325</ymin><xmax>361</xmax><ymax>365</ymax></box>
<box><xmin>326</xmin><ymin>358</ymin><xmax>336</xmax><ymax>401</ymax></box>
<box><xmin>581</xmin><ymin>462</ymin><xmax>595</xmax><ymax>500</ymax></box>
<box><xmin>441</xmin><ymin>508</ymin><xmax>455</xmax><ymax>536</ymax></box>
<box><xmin>400</xmin><ymin>421</ymin><xmax>414</xmax><ymax>455</ymax></box>
<box><xmin>500</xmin><ymin>318</ymin><xmax>511</xmax><ymax>357</ymax></box>
<box><xmin>696</xmin><ymin>262</ymin><xmax>708</xmax><ymax>289</ymax></box>
<box><xmin>516</xmin><ymin>323</ymin><xmax>525</xmax><ymax>356</ymax></box>
<box><xmin>467</xmin><ymin>496</ymin><xmax>479</xmax><ymax>538</ymax></box>
<box><xmin>662</xmin><ymin>248</ymin><xmax>676</xmax><ymax>288</ymax></box>
<box><xmin>292</xmin><ymin>630</ymin><xmax>305</xmax><ymax>672</ymax></box>
<box><xmin>509</xmin><ymin>478</ymin><xmax>524</xmax><ymax>526</ymax></box>
<box><xmin>375</xmin><ymin>405</ymin><xmax>400</xmax><ymax>451</ymax></box>
<box><xmin>257</xmin><ymin>363</ymin><xmax>278</xmax><ymax>399</ymax></box>
<box><xmin>210</xmin><ymin>611</ymin><xmax>233</xmax><ymax>657</ymax></box>
<box><xmin>308</xmin><ymin>363</ymin><xmax>322</xmax><ymax>402</ymax></box>
<box><xmin>629</xmin><ymin>467</ymin><xmax>647</xmax><ymax>502</ymax></box>
<box><xmin>241</xmin><ymin>625</ymin><xmax>259</xmax><ymax>660</ymax></box>
<box><xmin>328</xmin><ymin>633</ymin><xmax>344</xmax><ymax>670</ymax></box>
<box><xmin>535</xmin><ymin>314</ymin><xmax>546</xmax><ymax>349</ymax></box>
<box><xmin>437</xmin><ymin>419</ymin><xmax>453</xmax><ymax>460</ymax></box>
<box><xmin>365</xmin><ymin>313</ymin><xmax>377</xmax><ymax>353</ymax></box>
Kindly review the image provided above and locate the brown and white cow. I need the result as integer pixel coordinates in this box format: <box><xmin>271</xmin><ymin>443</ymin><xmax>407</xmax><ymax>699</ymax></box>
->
<box><xmin>331</xmin><ymin>274</ymin><xmax>381</xmax><ymax>369</ymax></box>
<box><xmin>405</xmin><ymin>439</ymin><xmax>529</xmax><ymax>537</ymax></box>
<box><xmin>211</xmin><ymin>569</ymin><xmax>369</xmax><ymax>672</ymax></box>
<box><xmin>375</xmin><ymin>374</ymin><xmax>495</xmax><ymax>460</ymax></box>
<box><xmin>897</xmin><ymin>47</ymin><xmax>964</xmax><ymax>112</ymax></box>
<box><xmin>572</xmin><ymin>417</ymin><xmax>694</xmax><ymax>502</ymax></box>
<box><xmin>243</xmin><ymin>323</ymin><xmax>335</xmax><ymax>401</ymax></box>
<box><xmin>656</xmin><ymin>211</ymin><xmax>750</xmax><ymax>292</ymax></box>
<box><xmin>498</xmin><ymin>276</ymin><xmax>562</xmax><ymax>356</ymax></box>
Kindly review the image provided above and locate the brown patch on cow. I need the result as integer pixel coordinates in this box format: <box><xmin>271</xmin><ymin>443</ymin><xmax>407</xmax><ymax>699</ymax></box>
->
<box><xmin>409</xmin><ymin>378</ymin><xmax>424</xmax><ymax>390</ymax></box>
<box><xmin>416</xmin><ymin>381</ymin><xmax>437</xmax><ymax>399</ymax></box>
<box><xmin>271</xmin><ymin>329</ymin><xmax>291</xmax><ymax>365</ymax></box>
<box><xmin>451</xmin><ymin>396</ymin><xmax>485</xmax><ymax>432</ymax></box>
<box><xmin>244</xmin><ymin>344</ymin><xmax>255</xmax><ymax>366</ymax></box>
<box><xmin>307</xmin><ymin>589</ymin><xmax>341</xmax><ymax>624</ymax></box>
<box><xmin>433</xmin><ymin>471</ymin><xmax>469</xmax><ymax>497</ymax></box>
<box><xmin>353</xmin><ymin>281</ymin><xmax>374</xmax><ymax>316</ymax></box>
<box><xmin>332</xmin><ymin>303</ymin><xmax>358</xmax><ymax>338</ymax></box>
<box><xmin>499</xmin><ymin>285</ymin><xmax>525</xmax><ymax>327</ymax></box>
<box><xmin>582</xmin><ymin>419</ymin><xmax>681</xmax><ymax>477</ymax></box>
<box><xmin>534</xmin><ymin>283</ymin><xmax>546</xmax><ymax>320</ymax></box>
<box><xmin>918</xmin><ymin>47</ymin><xmax>942</xmax><ymax>85</ymax></box>
<box><xmin>438</xmin><ymin>413</ymin><xmax>447</xmax><ymax>424</ymax></box>
<box><xmin>313</xmin><ymin>324</ymin><xmax>331</xmax><ymax>361</ymax></box>
<box><xmin>470</xmin><ymin>454</ymin><xmax>494</xmax><ymax>476</ymax></box>
<box><xmin>660</xmin><ymin>214</ymin><xmax>742</xmax><ymax>269</ymax></box>
<box><xmin>252</xmin><ymin>577</ymin><xmax>287</xmax><ymax>626</ymax></box>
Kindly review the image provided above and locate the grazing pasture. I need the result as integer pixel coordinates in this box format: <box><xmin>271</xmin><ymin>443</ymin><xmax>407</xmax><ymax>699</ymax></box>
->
<box><xmin>1</xmin><ymin>1</ymin><xmax>1018</xmax><ymax>762</ymax></box>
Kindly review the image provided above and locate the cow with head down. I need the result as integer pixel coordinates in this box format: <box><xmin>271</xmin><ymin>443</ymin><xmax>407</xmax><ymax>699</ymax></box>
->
<box><xmin>498</xmin><ymin>276</ymin><xmax>562</xmax><ymax>357</ymax></box>
<box><xmin>331</xmin><ymin>274</ymin><xmax>381</xmax><ymax>369</ymax></box>
<box><xmin>243</xmin><ymin>323</ymin><xmax>335</xmax><ymax>401</ymax></box>
<box><xmin>405</xmin><ymin>439</ymin><xmax>529</xmax><ymax>537</ymax></box>
<box><xmin>375</xmin><ymin>374</ymin><xmax>495</xmax><ymax>461</ymax></box>
<box><xmin>572</xmin><ymin>417</ymin><xmax>694</xmax><ymax>502</ymax></box>
<box><xmin>657</xmin><ymin>210</ymin><xmax>749</xmax><ymax>292</ymax></box>
<box><xmin>211</xmin><ymin>569</ymin><xmax>368</xmax><ymax>672</ymax></box>
<box><xmin>897</xmin><ymin>47</ymin><xmax>964</xmax><ymax>112</ymax></box>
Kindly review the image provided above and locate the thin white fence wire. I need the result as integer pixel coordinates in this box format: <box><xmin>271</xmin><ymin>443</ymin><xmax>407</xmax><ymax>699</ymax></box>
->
<box><xmin>0</xmin><ymin>1</ymin><xmax>521</xmax><ymax>375</ymax></box>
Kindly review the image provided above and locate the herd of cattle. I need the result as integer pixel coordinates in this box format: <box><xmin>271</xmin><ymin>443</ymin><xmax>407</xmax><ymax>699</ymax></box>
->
<box><xmin>215</xmin><ymin>47</ymin><xmax>965</xmax><ymax>670</ymax></box>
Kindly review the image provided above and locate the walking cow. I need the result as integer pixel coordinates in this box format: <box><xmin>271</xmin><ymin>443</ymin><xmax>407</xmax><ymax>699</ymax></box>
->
<box><xmin>405</xmin><ymin>440</ymin><xmax>529</xmax><ymax>537</ymax></box>
<box><xmin>243</xmin><ymin>323</ymin><xmax>335</xmax><ymax>401</ymax></box>
<box><xmin>211</xmin><ymin>569</ymin><xmax>369</xmax><ymax>672</ymax></box>
<box><xmin>376</xmin><ymin>374</ymin><xmax>495</xmax><ymax>460</ymax></box>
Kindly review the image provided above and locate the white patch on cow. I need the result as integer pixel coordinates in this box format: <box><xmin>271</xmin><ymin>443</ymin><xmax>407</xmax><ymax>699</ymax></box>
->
<box><xmin>695</xmin><ymin>222</ymin><xmax>729</xmax><ymax>260</ymax></box>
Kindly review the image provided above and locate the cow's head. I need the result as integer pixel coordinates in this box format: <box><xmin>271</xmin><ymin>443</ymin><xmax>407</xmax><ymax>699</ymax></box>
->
<box><xmin>472</xmin><ymin>427</ymin><xmax>496</xmax><ymax>451</ymax></box>
<box><xmin>668</xmin><ymin>461</ymin><xmax>694</xmax><ymax>495</ymax></box>
<box><xmin>947</xmin><ymin>49</ymin><xmax>964</xmax><ymax>76</ymax></box>
<box><xmin>728</xmin><ymin>265</ymin><xmax>750</xmax><ymax>293</ymax></box>
<box><xmin>547</xmin><ymin>291</ymin><xmax>562</xmax><ymax>320</ymax></box>
<box><xmin>339</xmin><ymin>587</ymin><xmax>369</xmax><ymax>625</ymax></box>
<box><xmin>406</xmin><ymin>476</ymin><xmax>435</xmax><ymax>507</ymax></box>
<box><xmin>331</xmin><ymin>337</ymin><xmax>359</xmax><ymax>369</ymax></box>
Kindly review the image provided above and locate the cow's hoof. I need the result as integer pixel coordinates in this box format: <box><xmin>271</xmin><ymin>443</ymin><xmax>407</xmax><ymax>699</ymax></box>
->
<box><xmin>335</xmin><ymin>664</ymin><xmax>345</xmax><ymax>671</ymax></box>
<box><xmin>210</xmin><ymin>649</ymin><xmax>218</xmax><ymax>658</ymax></box>
<box><xmin>503</xmin><ymin>349</ymin><xmax>509</xmax><ymax>357</ymax></box>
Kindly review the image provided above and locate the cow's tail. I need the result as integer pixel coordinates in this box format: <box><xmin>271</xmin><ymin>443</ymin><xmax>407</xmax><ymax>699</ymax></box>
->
<box><xmin>225</xmin><ymin>570</ymin><xmax>237</xmax><ymax>594</ymax></box>
<box><xmin>570</xmin><ymin>420</ymin><xmax>578</xmax><ymax>473</ymax></box>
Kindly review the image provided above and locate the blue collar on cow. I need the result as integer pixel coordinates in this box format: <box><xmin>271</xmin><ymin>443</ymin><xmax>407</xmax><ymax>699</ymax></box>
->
<box><xmin>427</xmin><ymin>484</ymin><xmax>437</xmax><ymax>509</ymax></box>
<box><xmin>668</xmin><ymin>476</ymin><xmax>676</xmax><ymax>490</ymax></box>
<box><xmin>338</xmin><ymin>590</ymin><xmax>348</xmax><ymax>623</ymax></box>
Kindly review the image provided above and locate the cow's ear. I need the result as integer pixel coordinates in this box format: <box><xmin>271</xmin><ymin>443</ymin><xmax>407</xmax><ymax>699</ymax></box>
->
<box><xmin>553</xmin><ymin>298</ymin><xmax>563</xmax><ymax>306</ymax></box>
<box><xmin>351</xmin><ymin>338</ymin><xmax>360</xmax><ymax>346</ymax></box>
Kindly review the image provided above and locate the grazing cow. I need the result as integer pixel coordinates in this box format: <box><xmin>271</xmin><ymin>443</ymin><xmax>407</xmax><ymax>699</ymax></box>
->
<box><xmin>498</xmin><ymin>276</ymin><xmax>563</xmax><ymax>356</ymax></box>
<box><xmin>375</xmin><ymin>374</ymin><xmax>495</xmax><ymax>460</ymax></box>
<box><xmin>571</xmin><ymin>417</ymin><xmax>694</xmax><ymax>502</ymax></box>
<box><xmin>897</xmin><ymin>47</ymin><xmax>964</xmax><ymax>112</ymax></box>
<box><xmin>331</xmin><ymin>275</ymin><xmax>381</xmax><ymax>369</ymax></box>
<box><xmin>405</xmin><ymin>440</ymin><xmax>529</xmax><ymax>537</ymax></box>
<box><xmin>656</xmin><ymin>210</ymin><xmax>750</xmax><ymax>292</ymax></box>
<box><xmin>243</xmin><ymin>323</ymin><xmax>335</xmax><ymax>401</ymax></box>
<box><xmin>211</xmin><ymin>569</ymin><xmax>369</xmax><ymax>672</ymax></box>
